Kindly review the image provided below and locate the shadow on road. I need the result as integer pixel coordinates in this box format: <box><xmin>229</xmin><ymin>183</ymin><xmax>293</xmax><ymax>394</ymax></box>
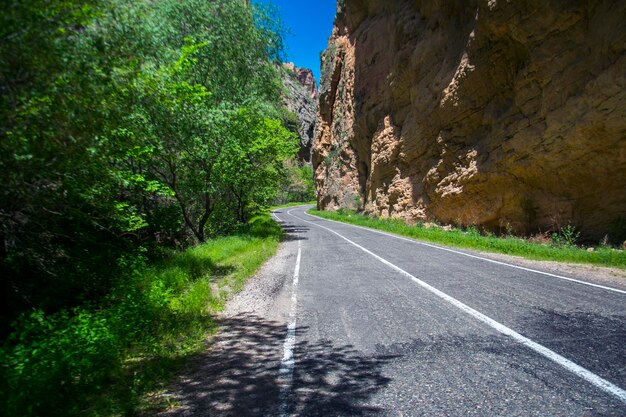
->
<box><xmin>290</xmin><ymin>337</ymin><xmax>395</xmax><ymax>416</ymax></box>
<box><xmin>272</xmin><ymin>208</ymin><xmax>312</xmax><ymax>241</ymax></box>
<box><xmin>279</xmin><ymin>223</ymin><xmax>310</xmax><ymax>242</ymax></box>
<box><xmin>159</xmin><ymin>313</ymin><xmax>395</xmax><ymax>416</ymax></box>
<box><xmin>521</xmin><ymin>307</ymin><xmax>626</xmax><ymax>385</ymax></box>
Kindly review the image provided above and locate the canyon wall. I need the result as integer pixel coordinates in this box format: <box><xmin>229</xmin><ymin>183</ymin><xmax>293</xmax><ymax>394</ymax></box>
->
<box><xmin>313</xmin><ymin>0</ymin><xmax>626</xmax><ymax>239</ymax></box>
<box><xmin>282</xmin><ymin>63</ymin><xmax>318</xmax><ymax>162</ymax></box>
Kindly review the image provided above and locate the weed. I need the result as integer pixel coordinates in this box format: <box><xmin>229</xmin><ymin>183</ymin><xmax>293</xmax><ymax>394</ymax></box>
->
<box><xmin>600</xmin><ymin>234</ymin><xmax>609</xmax><ymax>247</ymax></box>
<box><xmin>499</xmin><ymin>219</ymin><xmax>515</xmax><ymax>237</ymax></box>
<box><xmin>528</xmin><ymin>232</ymin><xmax>551</xmax><ymax>245</ymax></box>
<box><xmin>551</xmin><ymin>224</ymin><xmax>580</xmax><ymax>247</ymax></box>
<box><xmin>465</xmin><ymin>225</ymin><xmax>480</xmax><ymax>237</ymax></box>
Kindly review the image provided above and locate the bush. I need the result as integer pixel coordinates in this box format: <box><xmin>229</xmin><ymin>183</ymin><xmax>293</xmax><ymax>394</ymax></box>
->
<box><xmin>275</xmin><ymin>158</ymin><xmax>315</xmax><ymax>204</ymax></box>
<box><xmin>1</xmin><ymin>0</ymin><xmax>292</xmax><ymax>333</ymax></box>
<box><xmin>1</xmin><ymin>212</ymin><xmax>281</xmax><ymax>416</ymax></box>
<box><xmin>1</xmin><ymin>309</ymin><xmax>120</xmax><ymax>416</ymax></box>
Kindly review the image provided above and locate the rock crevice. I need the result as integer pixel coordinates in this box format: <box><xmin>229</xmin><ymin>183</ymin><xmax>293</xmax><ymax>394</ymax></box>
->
<box><xmin>282</xmin><ymin>62</ymin><xmax>319</xmax><ymax>163</ymax></box>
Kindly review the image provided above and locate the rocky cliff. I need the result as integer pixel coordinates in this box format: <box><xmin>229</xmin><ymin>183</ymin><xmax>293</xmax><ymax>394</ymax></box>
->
<box><xmin>282</xmin><ymin>63</ymin><xmax>318</xmax><ymax>162</ymax></box>
<box><xmin>313</xmin><ymin>0</ymin><xmax>626</xmax><ymax>239</ymax></box>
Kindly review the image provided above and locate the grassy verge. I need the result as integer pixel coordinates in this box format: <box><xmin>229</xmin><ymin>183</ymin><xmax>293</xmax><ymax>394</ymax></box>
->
<box><xmin>269</xmin><ymin>200</ymin><xmax>315</xmax><ymax>210</ymax></box>
<box><xmin>309</xmin><ymin>209</ymin><xmax>626</xmax><ymax>269</ymax></box>
<box><xmin>1</xmin><ymin>214</ymin><xmax>282</xmax><ymax>417</ymax></box>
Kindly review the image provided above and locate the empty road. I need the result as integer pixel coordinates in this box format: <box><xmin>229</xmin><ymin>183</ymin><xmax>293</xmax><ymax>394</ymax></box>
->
<box><xmin>166</xmin><ymin>204</ymin><xmax>626</xmax><ymax>416</ymax></box>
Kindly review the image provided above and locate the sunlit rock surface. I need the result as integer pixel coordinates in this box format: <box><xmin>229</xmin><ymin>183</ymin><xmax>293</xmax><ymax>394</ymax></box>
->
<box><xmin>313</xmin><ymin>0</ymin><xmax>626</xmax><ymax>239</ymax></box>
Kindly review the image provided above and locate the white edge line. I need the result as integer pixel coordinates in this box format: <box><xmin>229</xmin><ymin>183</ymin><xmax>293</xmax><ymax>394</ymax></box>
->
<box><xmin>300</xmin><ymin>210</ymin><xmax>626</xmax><ymax>295</ymax></box>
<box><xmin>271</xmin><ymin>211</ymin><xmax>282</xmax><ymax>222</ymax></box>
<box><xmin>278</xmin><ymin>239</ymin><xmax>301</xmax><ymax>416</ymax></box>
<box><xmin>288</xmin><ymin>209</ymin><xmax>626</xmax><ymax>403</ymax></box>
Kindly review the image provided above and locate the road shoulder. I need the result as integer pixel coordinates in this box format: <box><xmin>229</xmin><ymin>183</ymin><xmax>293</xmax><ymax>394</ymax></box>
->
<box><xmin>156</xmin><ymin>237</ymin><xmax>298</xmax><ymax>416</ymax></box>
<box><xmin>475</xmin><ymin>251</ymin><xmax>626</xmax><ymax>290</ymax></box>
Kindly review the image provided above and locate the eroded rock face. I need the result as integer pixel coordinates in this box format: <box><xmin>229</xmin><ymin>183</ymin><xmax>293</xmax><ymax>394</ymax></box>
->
<box><xmin>282</xmin><ymin>63</ymin><xmax>319</xmax><ymax>162</ymax></box>
<box><xmin>313</xmin><ymin>0</ymin><xmax>626</xmax><ymax>239</ymax></box>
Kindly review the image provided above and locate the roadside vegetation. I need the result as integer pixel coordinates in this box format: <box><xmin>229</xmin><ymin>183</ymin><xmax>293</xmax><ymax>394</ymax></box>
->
<box><xmin>0</xmin><ymin>1</ymin><xmax>301</xmax><ymax>415</ymax></box>
<box><xmin>309</xmin><ymin>209</ymin><xmax>626</xmax><ymax>269</ymax></box>
<box><xmin>0</xmin><ymin>214</ymin><xmax>282</xmax><ymax>416</ymax></box>
<box><xmin>275</xmin><ymin>159</ymin><xmax>316</xmax><ymax>205</ymax></box>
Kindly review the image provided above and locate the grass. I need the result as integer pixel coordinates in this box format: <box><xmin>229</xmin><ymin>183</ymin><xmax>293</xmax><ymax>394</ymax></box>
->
<box><xmin>309</xmin><ymin>209</ymin><xmax>626</xmax><ymax>269</ymax></box>
<box><xmin>1</xmin><ymin>213</ymin><xmax>282</xmax><ymax>417</ymax></box>
<box><xmin>269</xmin><ymin>200</ymin><xmax>316</xmax><ymax>210</ymax></box>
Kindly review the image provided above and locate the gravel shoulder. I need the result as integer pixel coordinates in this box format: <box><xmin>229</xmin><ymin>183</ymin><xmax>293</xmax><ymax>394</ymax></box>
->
<box><xmin>221</xmin><ymin>238</ymin><xmax>295</xmax><ymax>321</ymax></box>
<box><xmin>157</xmin><ymin>238</ymin><xmax>297</xmax><ymax>416</ymax></box>
<box><xmin>477</xmin><ymin>250</ymin><xmax>626</xmax><ymax>290</ymax></box>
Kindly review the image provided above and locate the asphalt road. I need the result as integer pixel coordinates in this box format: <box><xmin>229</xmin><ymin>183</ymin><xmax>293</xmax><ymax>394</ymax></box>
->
<box><xmin>165</xmin><ymin>204</ymin><xmax>626</xmax><ymax>416</ymax></box>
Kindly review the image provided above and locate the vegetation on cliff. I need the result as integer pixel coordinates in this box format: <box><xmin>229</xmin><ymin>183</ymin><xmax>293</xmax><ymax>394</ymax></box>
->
<box><xmin>275</xmin><ymin>63</ymin><xmax>318</xmax><ymax>203</ymax></box>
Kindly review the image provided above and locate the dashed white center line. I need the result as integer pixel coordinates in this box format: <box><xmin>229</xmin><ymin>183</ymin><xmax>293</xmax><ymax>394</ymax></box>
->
<box><xmin>276</xmin><ymin>210</ymin><xmax>301</xmax><ymax>416</ymax></box>
<box><xmin>288</xmin><ymin>209</ymin><xmax>626</xmax><ymax>404</ymax></box>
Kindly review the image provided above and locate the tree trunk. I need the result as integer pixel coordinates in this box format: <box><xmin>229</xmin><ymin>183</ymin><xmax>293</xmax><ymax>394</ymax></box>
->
<box><xmin>196</xmin><ymin>192</ymin><xmax>213</xmax><ymax>243</ymax></box>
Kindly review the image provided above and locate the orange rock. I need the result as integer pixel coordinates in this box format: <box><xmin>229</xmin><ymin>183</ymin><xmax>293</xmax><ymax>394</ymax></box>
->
<box><xmin>312</xmin><ymin>0</ymin><xmax>626</xmax><ymax>238</ymax></box>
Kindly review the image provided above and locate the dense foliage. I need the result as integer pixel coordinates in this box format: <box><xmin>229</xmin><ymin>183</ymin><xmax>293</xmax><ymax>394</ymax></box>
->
<box><xmin>0</xmin><ymin>214</ymin><xmax>282</xmax><ymax>416</ymax></box>
<box><xmin>277</xmin><ymin>158</ymin><xmax>316</xmax><ymax>204</ymax></box>
<box><xmin>1</xmin><ymin>0</ymin><xmax>297</xmax><ymax>414</ymax></box>
<box><xmin>1</xmin><ymin>0</ymin><xmax>294</xmax><ymax>326</ymax></box>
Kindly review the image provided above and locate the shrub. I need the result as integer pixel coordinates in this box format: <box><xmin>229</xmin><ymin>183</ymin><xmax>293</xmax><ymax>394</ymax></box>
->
<box><xmin>1</xmin><ymin>309</ymin><xmax>120</xmax><ymax>416</ymax></box>
<box><xmin>1</xmin><ymin>212</ymin><xmax>281</xmax><ymax>416</ymax></box>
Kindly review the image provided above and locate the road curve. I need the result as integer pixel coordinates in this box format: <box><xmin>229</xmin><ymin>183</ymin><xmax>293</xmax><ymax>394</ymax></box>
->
<box><xmin>163</xmin><ymin>204</ymin><xmax>625</xmax><ymax>416</ymax></box>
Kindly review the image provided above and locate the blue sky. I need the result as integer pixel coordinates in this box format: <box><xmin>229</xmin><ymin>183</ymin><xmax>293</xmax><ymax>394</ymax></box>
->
<box><xmin>254</xmin><ymin>0</ymin><xmax>337</xmax><ymax>83</ymax></box>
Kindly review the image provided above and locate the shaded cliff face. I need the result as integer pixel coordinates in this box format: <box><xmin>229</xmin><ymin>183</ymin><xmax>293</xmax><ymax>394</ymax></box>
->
<box><xmin>282</xmin><ymin>63</ymin><xmax>319</xmax><ymax>162</ymax></box>
<box><xmin>313</xmin><ymin>0</ymin><xmax>626</xmax><ymax>239</ymax></box>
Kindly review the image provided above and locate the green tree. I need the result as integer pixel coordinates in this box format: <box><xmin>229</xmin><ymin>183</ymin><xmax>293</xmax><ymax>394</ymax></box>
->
<box><xmin>221</xmin><ymin>106</ymin><xmax>297</xmax><ymax>222</ymax></box>
<box><xmin>277</xmin><ymin>159</ymin><xmax>316</xmax><ymax>204</ymax></box>
<box><xmin>1</xmin><ymin>1</ymin><xmax>298</xmax><ymax>414</ymax></box>
<box><xmin>0</xmin><ymin>0</ymin><xmax>292</xmax><ymax>323</ymax></box>
<box><xmin>0</xmin><ymin>0</ymin><xmax>137</xmax><ymax>326</ymax></box>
